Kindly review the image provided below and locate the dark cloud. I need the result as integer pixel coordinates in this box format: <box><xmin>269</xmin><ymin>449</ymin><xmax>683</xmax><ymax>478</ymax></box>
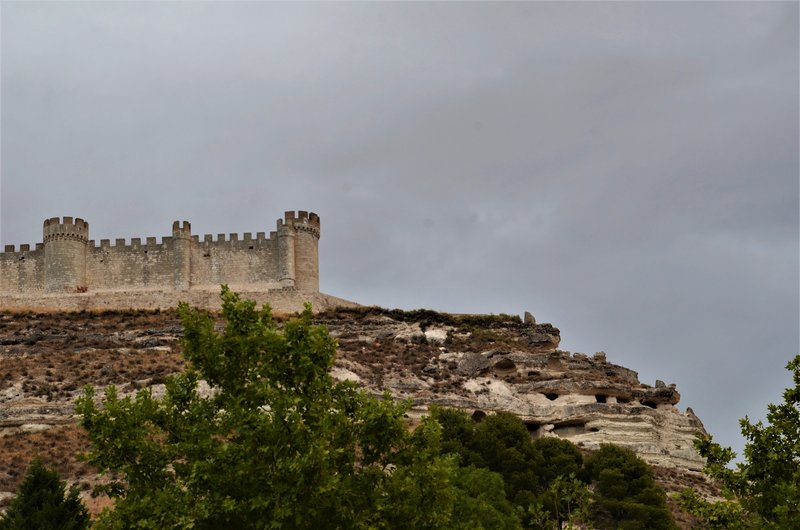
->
<box><xmin>2</xmin><ymin>1</ymin><xmax>797</xmax><ymax>457</ymax></box>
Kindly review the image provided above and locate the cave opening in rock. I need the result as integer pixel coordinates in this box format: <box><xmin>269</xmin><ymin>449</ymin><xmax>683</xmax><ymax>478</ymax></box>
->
<box><xmin>595</xmin><ymin>394</ymin><xmax>607</xmax><ymax>403</ymax></box>
<box><xmin>471</xmin><ymin>410</ymin><xmax>487</xmax><ymax>422</ymax></box>
<box><xmin>493</xmin><ymin>358</ymin><xmax>516</xmax><ymax>371</ymax></box>
<box><xmin>545</xmin><ymin>393</ymin><xmax>559</xmax><ymax>401</ymax></box>
<box><xmin>642</xmin><ymin>400</ymin><xmax>658</xmax><ymax>409</ymax></box>
<box><xmin>525</xmin><ymin>422</ymin><xmax>541</xmax><ymax>437</ymax></box>
<box><xmin>552</xmin><ymin>421</ymin><xmax>587</xmax><ymax>437</ymax></box>
<box><xmin>617</xmin><ymin>396</ymin><xmax>631</xmax><ymax>404</ymax></box>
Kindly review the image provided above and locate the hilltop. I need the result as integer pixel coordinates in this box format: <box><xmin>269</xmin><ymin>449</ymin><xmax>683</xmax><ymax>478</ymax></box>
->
<box><xmin>0</xmin><ymin>305</ymin><xmax>715</xmax><ymax>523</ymax></box>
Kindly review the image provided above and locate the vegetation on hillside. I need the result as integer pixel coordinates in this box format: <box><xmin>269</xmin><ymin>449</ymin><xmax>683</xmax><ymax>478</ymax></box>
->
<box><xmin>17</xmin><ymin>290</ymin><xmax>797</xmax><ymax>528</ymax></box>
<box><xmin>432</xmin><ymin>407</ymin><xmax>676</xmax><ymax>529</ymax></box>
<box><xmin>319</xmin><ymin>305</ymin><xmax>523</xmax><ymax>330</ymax></box>
<box><xmin>75</xmin><ymin>287</ymin><xmax>521</xmax><ymax>529</ymax></box>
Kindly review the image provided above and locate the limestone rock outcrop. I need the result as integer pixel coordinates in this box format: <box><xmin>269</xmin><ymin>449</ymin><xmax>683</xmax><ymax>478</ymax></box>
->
<box><xmin>322</xmin><ymin>309</ymin><xmax>707</xmax><ymax>472</ymax></box>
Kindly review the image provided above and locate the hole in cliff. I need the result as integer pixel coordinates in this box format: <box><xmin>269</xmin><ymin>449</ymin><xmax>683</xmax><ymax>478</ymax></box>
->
<box><xmin>589</xmin><ymin>427</ymin><xmax>600</xmax><ymax>432</ymax></box>
<box><xmin>642</xmin><ymin>400</ymin><xmax>658</xmax><ymax>409</ymax></box>
<box><xmin>249</xmin><ymin>246</ymin><xmax>254</xmax><ymax>250</ymax></box>
<box><xmin>545</xmin><ymin>393</ymin><xmax>559</xmax><ymax>401</ymax></box>
<box><xmin>526</xmin><ymin>423</ymin><xmax>541</xmax><ymax>436</ymax></box>
<box><xmin>471</xmin><ymin>410</ymin><xmax>486</xmax><ymax>422</ymax></box>
<box><xmin>494</xmin><ymin>358</ymin><xmax>516</xmax><ymax>371</ymax></box>
<box><xmin>617</xmin><ymin>396</ymin><xmax>631</xmax><ymax>404</ymax></box>
<box><xmin>595</xmin><ymin>394</ymin><xmax>607</xmax><ymax>403</ymax></box>
<box><xmin>144</xmin><ymin>250</ymin><xmax>148</xmax><ymax>254</ymax></box>
<box><xmin>552</xmin><ymin>421</ymin><xmax>587</xmax><ymax>437</ymax></box>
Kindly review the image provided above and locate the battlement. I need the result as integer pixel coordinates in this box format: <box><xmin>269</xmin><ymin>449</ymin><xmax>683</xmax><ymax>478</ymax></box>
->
<box><xmin>2</xmin><ymin>243</ymin><xmax>43</xmax><ymax>253</ymax></box>
<box><xmin>1</xmin><ymin>211</ymin><xmax>321</xmax><ymax>296</ymax></box>
<box><xmin>277</xmin><ymin>210</ymin><xmax>321</xmax><ymax>238</ymax></box>
<box><xmin>42</xmin><ymin>216</ymin><xmax>89</xmax><ymax>243</ymax></box>
<box><xmin>172</xmin><ymin>220</ymin><xmax>192</xmax><ymax>237</ymax></box>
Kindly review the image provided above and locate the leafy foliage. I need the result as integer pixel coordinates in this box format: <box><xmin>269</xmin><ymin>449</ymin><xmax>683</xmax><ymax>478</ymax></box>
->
<box><xmin>432</xmin><ymin>408</ymin><xmax>543</xmax><ymax>506</ymax></box>
<box><xmin>528</xmin><ymin>474</ymin><xmax>590</xmax><ymax>530</ymax></box>
<box><xmin>0</xmin><ymin>458</ymin><xmax>89</xmax><ymax>530</ymax></box>
<box><xmin>674</xmin><ymin>488</ymin><xmax>751</xmax><ymax>529</ymax></box>
<box><xmin>581</xmin><ymin>444</ymin><xmax>677</xmax><ymax>530</ymax></box>
<box><xmin>432</xmin><ymin>407</ymin><xmax>594</xmax><ymax>529</ymax></box>
<box><xmin>684</xmin><ymin>355</ymin><xmax>800</xmax><ymax>528</ymax></box>
<box><xmin>76</xmin><ymin>287</ymin><xmax>519</xmax><ymax>529</ymax></box>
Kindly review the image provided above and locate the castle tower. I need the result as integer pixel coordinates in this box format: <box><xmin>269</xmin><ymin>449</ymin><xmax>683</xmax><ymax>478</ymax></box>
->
<box><xmin>276</xmin><ymin>211</ymin><xmax>321</xmax><ymax>291</ymax></box>
<box><xmin>43</xmin><ymin>217</ymin><xmax>89</xmax><ymax>293</ymax></box>
<box><xmin>172</xmin><ymin>220</ymin><xmax>191</xmax><ymax>291</ymax></box>
<box><xmin>291</xmin><ymin>211</ymin><xmax>320</xmax><ymax>292</ymax></box>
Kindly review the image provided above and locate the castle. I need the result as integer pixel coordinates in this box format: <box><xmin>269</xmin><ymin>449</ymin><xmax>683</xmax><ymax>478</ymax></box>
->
<box><xmin>0</xmin><ymin>211</ymin><xmax>355</xmax><ymax>312</ymax></box>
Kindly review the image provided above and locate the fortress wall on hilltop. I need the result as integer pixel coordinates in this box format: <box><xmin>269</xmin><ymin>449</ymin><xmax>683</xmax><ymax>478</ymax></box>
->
<box><xmin>188</xmin><ymin>232</ymin><xmax>281</xmax><ymax>289</ymax></box>
<box><xmin>87</xmin><ymin>237</ymin><xmax>176</xmax><ymax>291</ymax></box>
<box><xmin>0</xmin><ymin>212</ymin><xmax>320</xmax><ymax>304</ymax></box>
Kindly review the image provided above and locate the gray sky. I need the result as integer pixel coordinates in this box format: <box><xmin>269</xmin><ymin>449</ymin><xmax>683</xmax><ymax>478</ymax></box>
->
<box><xmin>2</xmin><ymin>1</ymin><xmax>798</xmax><ymax>459</ymax></box>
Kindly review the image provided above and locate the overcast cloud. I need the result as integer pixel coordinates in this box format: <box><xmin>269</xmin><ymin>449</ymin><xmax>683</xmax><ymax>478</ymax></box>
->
<box><xmin>1</xmin><ymin>1</ymin><xmax>798</xmax><ymax>458</ymax></box>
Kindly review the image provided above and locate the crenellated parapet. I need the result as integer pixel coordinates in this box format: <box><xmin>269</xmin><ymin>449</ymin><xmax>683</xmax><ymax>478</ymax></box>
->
<box><xmin>1</xmin><ymin>211</ymin><xmax>321</xmax><ymax>296</ymax></box>
<box><xmin>43</xmin><ymin>217</ymin><xmax>89</xmax><ymax>244</ymax></box>
<box><xmin>172</xmin><ymin>220</ymin><xmax>192</xmax><ymax>238</ymax></box>
<box><xmin>278</xmin><ymin>211</ymin><xmax>321</xmax><ymax>238</ymax></box>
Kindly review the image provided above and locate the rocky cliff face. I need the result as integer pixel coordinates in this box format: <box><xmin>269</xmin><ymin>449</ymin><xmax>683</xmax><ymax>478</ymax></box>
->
<box><xmin>322</xmin><ymin>308</ymin><xmax>707</xmax><ymax>473</ymax></box>
<box><xmin>0</xmin><ymin>306</ymin><xmax>707</xmax><ymax>511</ymax></box>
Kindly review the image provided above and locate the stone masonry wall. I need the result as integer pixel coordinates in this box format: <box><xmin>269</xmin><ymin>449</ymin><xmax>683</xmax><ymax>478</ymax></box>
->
<box><xmin>189</xmin><ymin>234</ymin><xmax>281</xmax><ymax>290</ymax></box>
<box><xmin>87</xmin><ymin>239</ymin><xmax>176</xmax><ymax>291</ymax></box>
<box><xmin>0</xmin><ymin>247</ymin><xmax>45</xmax><ymax>295</ymax></box>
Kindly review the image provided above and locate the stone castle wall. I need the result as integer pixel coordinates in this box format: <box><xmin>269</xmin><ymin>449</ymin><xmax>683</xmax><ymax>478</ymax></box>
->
<box><xmin>0</xmin><ymin>211</ymin><xmax>321</xmax><ymax>302</ymax></box>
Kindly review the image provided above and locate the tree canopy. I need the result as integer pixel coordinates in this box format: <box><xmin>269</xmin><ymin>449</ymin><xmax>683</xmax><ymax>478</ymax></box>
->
<box><xmin>432</xmin><ymin>407</ymin><xmax>675</xmax><ymax>530</ymax></box>
<box><xmin>581</xmin><ymin>445</ymin><xmax>676</xmax><ymax>530</ymax></box>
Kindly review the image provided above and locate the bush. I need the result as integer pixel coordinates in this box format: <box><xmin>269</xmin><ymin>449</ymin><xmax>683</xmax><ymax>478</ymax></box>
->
<box><xmin>0</xmin><ymin>458</ymin><xmax>89</xmax><ymax>530</ymax></box>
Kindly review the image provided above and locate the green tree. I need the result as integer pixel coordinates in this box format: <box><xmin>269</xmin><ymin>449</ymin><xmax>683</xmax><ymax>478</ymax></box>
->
<box><xmin>449</xmin><ymin>466</ymin><xmax>522</xmax><ymax>530</ymax></box>
<box><xmin>685</xmin><ymin>355</ymin><xmax>800</xmax><ymax>528</ymax></box>
<box><xmin>531</xmin><ymin>437</ymin><xmax>583</xmax><ymax>488</ymax></box>
<box><xmin>432</xmin><ymin>407</ymin><xmax>592</xmax><ymax>529</ymax></box>
<box><xmin>581</xmin><ymin>444</ymin><xmax>677</xmax><ymax>530</ymax></box>
<box><xmin>76</xmin><ymin>287</ymin><xmax>517</xmax><ymax>529</ymax></box>
<box><xmin>470</xmin><ymin>412</ymin><xmax>544</xmax><ymax>507</ymax></box>
<box><xmin>432</xmin><ymin>408</ymin><xmax>544</xmax><ymax>508</ymax></box>
<box><xmin>0</xmin><ymin>458</ymin><xmax>89</xmax><ymax>530</ymax></box>
<box><xmin>528</xmin><ymin>474</ymin><xmax>590</xmax><ymax>530</ymax></box>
